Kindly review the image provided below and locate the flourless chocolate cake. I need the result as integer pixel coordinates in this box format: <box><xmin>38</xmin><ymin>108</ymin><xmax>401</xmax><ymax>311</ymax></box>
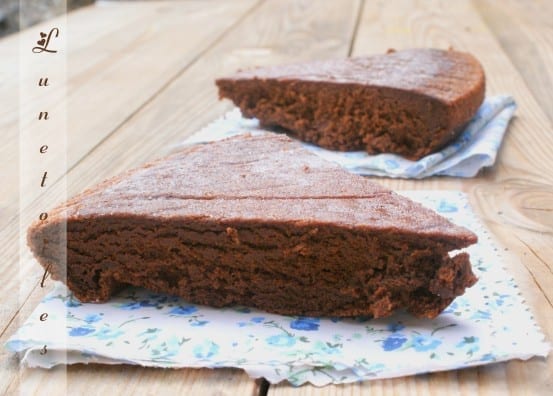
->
<box><xmin>28</xmin><ymin>134</ymin><xmax>477</xmax><ymax>318</ymax></box>
<box><xmin>216</xmin><ymin>48</ymin><xmax>485</xmax><ymax>160</ymax></box>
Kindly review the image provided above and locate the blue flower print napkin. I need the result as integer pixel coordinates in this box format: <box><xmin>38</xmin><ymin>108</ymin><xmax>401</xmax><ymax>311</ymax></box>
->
<box><xmin>6</xmin><ymin>191</ymin><xmax>549</xmax><ymax>386</ymax></box>
<box><xmin>181</xmin><ymin>95</ymin><xmax>516</xmax><ymax>178</ymax></box>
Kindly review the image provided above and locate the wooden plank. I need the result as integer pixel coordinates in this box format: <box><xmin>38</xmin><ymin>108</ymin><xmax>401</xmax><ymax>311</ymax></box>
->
<box><xmin>6</xmin><ymin>366</ymin><xmax>262</xmax><ymax>396</ymax></box>
<box><xmin>0</xmin><ymin>0</ymin><xmax>361</xmax><ymax>331</ymax></box>
<box><xmin>1</xmin><ymin>0</ymin><xmax>361</xmax><ymax>394</ymax></box>
<box><xmin>350</xmin><ymin>0</ymin><xmax>553</xmax><ymax>299</ymax></box>
<box><xmin>0</xmin><ymin>0</ymin><xmax>259</xmax><ymax>227</ymax></box>
<box><xmin>350</xmin><ymin>0</ymin><xmax>553</xmax><ymax>189</ymax></box>
<box><xmin>0</xmin><ymin>0</ymin><xmax>260</xmax><ymax>329</ymax></box>
<box><xmin>269</xmin><ymin>0</ymin><xmax>553</xmax><ymax>394</ymax></box>
<box><xmin>0</xmin><ymin>0</ymin><xmax>262</xmax><ymax>394</ymax></box>
<box><xmin>474</xmin><ymin>0</ymin><xmax>553</xmax><ymax>124</ymax></box>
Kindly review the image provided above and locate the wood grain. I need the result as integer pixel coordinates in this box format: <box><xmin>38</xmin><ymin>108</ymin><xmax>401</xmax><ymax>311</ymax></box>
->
<box><xmin>2</xmin><ymin>0</ymin><xmax>552</xmax><ymax>394</ymax></box>
<box><xmin>270</xmin><ymin>0</ymin><xmax>553</xmax><ymax>394</ymax></box>
<box><xmin>475</xmin><ymin>0</ymin><xmax>553</xmax><ymax>125</ymax></box>
<box><xmin>351</xmin><ymin>0</ymin><xmax>553</xmax><ymax>187</ymax></box>
<box><xmin>0</xmin><ymin>0</ymin><xmax>261</xmax><ymax>324</ymax></box>
<box><xmin>1</xmin><ymin>0</ymin><xmax>361</xmax><ymax>394</ymax></box>
<box><xmin>0</xmin><ymin>1</ymin><xmax>262</xmax><ymax>394</ymax></box>
<box><xmin>6</xmin><ymin>365</ymin><xmax>262</xmax><ymax>396</ymax></box>
<box><xmin>0</xmin><ymin>0</ymin><xmax>259</xmax><ymax>227</ymax></box>
<box><xmin>0</xmin><ymin>0</ymin><xmax>362</xmax><ymax>315</ymax></box>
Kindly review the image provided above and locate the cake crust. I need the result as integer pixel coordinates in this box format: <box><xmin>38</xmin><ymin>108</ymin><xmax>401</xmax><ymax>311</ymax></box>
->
<box><xmin>28</xmin><ymin>134</ymin><xmax>478</xmax><ymax>318</ymax></box>
<box><xmin>216</xmin><ymin>48</ymin><xmax>486</xmax><ymax>160</ymax></box>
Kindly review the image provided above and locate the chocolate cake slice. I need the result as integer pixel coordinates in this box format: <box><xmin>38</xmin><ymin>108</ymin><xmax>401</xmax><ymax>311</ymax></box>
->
<box><xmin>216</xmin><ymin>48</ymin><xmax>485</xmax><ymax>160</ymax></box>
<box><xmin>28</xmin><ymin>134</ymin><xmax>477</xmax><ymax>318</ymax></box>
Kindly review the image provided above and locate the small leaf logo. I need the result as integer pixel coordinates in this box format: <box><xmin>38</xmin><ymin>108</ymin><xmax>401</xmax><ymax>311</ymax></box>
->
<box><xmin>33</xmin><ymin>28</ymin><xmax>59</xmax><ymax>53</ymax></box>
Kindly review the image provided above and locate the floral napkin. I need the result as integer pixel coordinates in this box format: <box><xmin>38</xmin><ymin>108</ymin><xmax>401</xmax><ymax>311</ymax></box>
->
<box><xmin>181</xmin><ymin>95</ymin><xmax>516</xmax><ymax>178</ymax></box>
<box><xmin>6</xmin><ymin>191</ymin><xmax>549</xmax><ymax>386</ymax></box>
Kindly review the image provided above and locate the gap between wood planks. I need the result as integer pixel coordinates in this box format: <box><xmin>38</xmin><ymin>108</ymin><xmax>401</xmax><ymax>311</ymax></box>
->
<box><xmin>259</xmin><ymin>378</ymin><xmax>270</xmax><ymax>396</ymax></box>
<box><xmin>5</xmin><ymin>0</ymin><xmax>362</xmax><ymax>392</ymax></box>
<box><xmin>2</xmin><ymin>1</ymin><xmax>266</xmax><ymax>390</ymax></box>
<box><xmin>59</xmin><ymin>0</ymin><xmax>264</xmax><ymax>186</ymax></box>
<box><xmin>1</xmin><ymin>0</ymin><xmax>264</xmax><ymax>336</ymax></box>
<box><xmin>347</xmin><ymin>0</ymin><xmax>365</xmax><ymax>56</ymax></box>
<box><xmin>1</xmin><ymin>0</ymin><xmax>263</xmax><ymax>324</ymax></box>
<box><xmin>5</xmin><ymin>0</ymin><xmax>265</xmax><ymax>233</ymax></box>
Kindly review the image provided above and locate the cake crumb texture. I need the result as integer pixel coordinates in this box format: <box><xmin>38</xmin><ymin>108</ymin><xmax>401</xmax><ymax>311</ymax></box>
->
<box><xmin>28</xmin><ymin>134</ymin><xmax>478</xmax><ymax>318</ymax></box>
<box><xmin>216</xmin><ymin>48</ymin><xmax>485</xmax><ymax>160</ymax></box>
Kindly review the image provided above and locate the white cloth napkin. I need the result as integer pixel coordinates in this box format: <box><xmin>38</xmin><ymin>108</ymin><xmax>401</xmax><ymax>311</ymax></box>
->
<box><xmin>6</xmin><ymin>191</ymin><xmax>549</xmax><ymax>386</ymax></box>
<box><xmin>182</xmin><ymin>95</ymin><xmax>516</xmax><ymax>178</ymax></box>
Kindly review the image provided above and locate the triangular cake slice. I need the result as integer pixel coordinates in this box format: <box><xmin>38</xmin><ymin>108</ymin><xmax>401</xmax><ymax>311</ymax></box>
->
<box><xmin>28</xmin><ymin>134</ymin><xmax>477</xmax><ymax>318</ymax></box>
<box><xmin>216</xmin><ymin>48</ymin><xmax>485</xmax><ymax>160</ymax></box>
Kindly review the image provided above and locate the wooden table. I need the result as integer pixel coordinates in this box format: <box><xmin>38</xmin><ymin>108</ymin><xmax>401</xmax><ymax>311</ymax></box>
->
<box><xmin>1</xmin><ymin>0</ymin><xmax>552</xmax><ymax>394</ymax></box>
